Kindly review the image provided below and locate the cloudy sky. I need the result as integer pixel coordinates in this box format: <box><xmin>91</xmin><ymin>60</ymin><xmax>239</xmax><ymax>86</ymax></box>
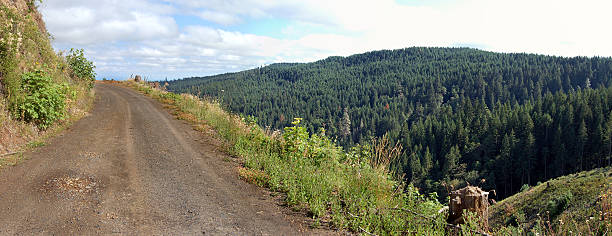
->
<box><xmin>40</xmin><ymin>0</ymin><xmax>612</xmax><ymax>80</ymax></box>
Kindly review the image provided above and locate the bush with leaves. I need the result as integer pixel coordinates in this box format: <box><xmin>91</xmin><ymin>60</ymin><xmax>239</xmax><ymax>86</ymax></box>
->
<box><xmin>547</xmin><ymin>191</ymin><xmax>573</xmax><ymax>217</ymax></box>
<box><xmin>15</xmin><ymin>69</ymin><xmax>66</xmax><ymax>129</ymax></box>
<box><xmin>66</xmin><ymin>48</ymin><xmax>96</xmax><ymax>86</ymax></box>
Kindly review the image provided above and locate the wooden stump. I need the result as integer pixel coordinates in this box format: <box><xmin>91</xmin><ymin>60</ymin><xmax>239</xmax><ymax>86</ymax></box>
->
<box><xmin>448</xmin><ymin>186</ymin><xmax>489</xmax><ymax>228</ymax></box>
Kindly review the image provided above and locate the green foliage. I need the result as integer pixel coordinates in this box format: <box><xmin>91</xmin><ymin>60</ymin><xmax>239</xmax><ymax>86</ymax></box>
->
<box><xmin>0</xmin><ymin>7</ymin><xmax>21</xmax><ymax>102</ymax></box>
<box><xmin>26</xmin><ymin>140</ymin><xmax>45</xmax><ymax>148</ymax></box>
<box><xmin>458</xmin><ymin>210</ymin><xmax>488</xmax><ymax>235</ymax></box>
<box><xmin>159</xmin><ymin>91</ymin><xmax>182</xmax><ymax>101</ymax></box>
<box><xmin>66</xmin><ymin>48</ymin><xmax>96</xmax><ymax>86</ymax></box>
<box><xmin>14</xmin><ymin>69</ymin><xmax>66</xmax><ymax>129</ymax></box>
<box><xmin>506</xmin><ymin>210</ymin><xmax>525</xmax><ymax>227</ymax></box>
<box><xmin>1</xmin><ymin>5</ymin><xmax>87</xmax><ymax>130</ymax></box>
<box><xmin>26</xmin><ymin>0</ymin><xmax>43</xmax><ymax>9</ymax></box>
<box><xmin>520</xmin><ymin>184</ymin><xmax>530</xmax><ymax>192</ymax></box>
<box><xmin>546</xmin><ymin>191</ymin><xmax>573</xmax><ymax>217</ymax></box>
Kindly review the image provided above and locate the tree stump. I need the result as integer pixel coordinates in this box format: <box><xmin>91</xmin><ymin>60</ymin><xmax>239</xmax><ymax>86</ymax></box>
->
<box><xmin>448</xmin><ymin>186</ymin><xmax>489</xmax><ymax>228</ymax></box>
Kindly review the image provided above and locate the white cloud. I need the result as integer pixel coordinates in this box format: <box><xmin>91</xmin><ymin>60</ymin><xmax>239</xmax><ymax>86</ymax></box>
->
<box><xmin>40</xmin><ymin>0</ymin><xmax>612</xmax><ymax>80</ymax></box>
<box><xmin>198</xmin><ymin>10</ymin><xmax>241</xmax><ymax>25</ymax></box>
<box><xmin>41</xmin><ymin>0</ymin><xmax>178</xmax><ymax>45</ymax></box>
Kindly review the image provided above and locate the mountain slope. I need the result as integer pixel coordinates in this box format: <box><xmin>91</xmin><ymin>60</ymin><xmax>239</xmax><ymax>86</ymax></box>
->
<box><xmin>168</xmin><ymin>47</ymin><xmax>612</xmax><ymax>201</ymax></box>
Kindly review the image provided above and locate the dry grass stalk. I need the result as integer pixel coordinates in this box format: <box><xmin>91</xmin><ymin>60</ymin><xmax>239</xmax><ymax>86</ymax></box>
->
<box><xmin>370</xmin><ymin>133</ymin><xmax>403</xmax><ymax>171</ymax></box>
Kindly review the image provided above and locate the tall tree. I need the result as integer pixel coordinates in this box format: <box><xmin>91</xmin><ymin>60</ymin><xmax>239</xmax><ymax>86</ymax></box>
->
<box><xmin>340</xmin><ymin>107</ymin><xmax>351</xmax><ymax>141</ymax></box>
<box><xmin>577</xmin><ymin>119</ymin><xmax>588</xmax><ymax>171</ymax></box>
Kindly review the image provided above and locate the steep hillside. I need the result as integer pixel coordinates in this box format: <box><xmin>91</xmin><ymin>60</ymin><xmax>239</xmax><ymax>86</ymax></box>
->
<box><xmin>169</xmin><ymin>47</ymin><xmax>612</xmax><ymax>201</ymax></box>
<box><xmin>0</xmin><ymin>0</ymin><xmax>94</xmax><ymax>158</ymax></box>
<box><xmin>490</xmin><ymin>167</ymin><xmax>612</xmax><ymax>234</ymax></box>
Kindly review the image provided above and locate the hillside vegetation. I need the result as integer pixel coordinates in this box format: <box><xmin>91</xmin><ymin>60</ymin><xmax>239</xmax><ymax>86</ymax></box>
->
<box><xmin>169</xmin><ymin>48</ymin><xmax>612</xmax><ymax>201</ymax></box>
<box><xmin>490</xmin><ymin>167</ymin><xmax>612</xmax><ymax>234</ymax></box>
<box><xmin>0</xmin><ymin>0</ymin><xmax>95</xmax><ymax>161</ymax></box>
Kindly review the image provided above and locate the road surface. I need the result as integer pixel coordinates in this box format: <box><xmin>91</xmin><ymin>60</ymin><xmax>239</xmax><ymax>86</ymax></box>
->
<box><xmin>0</xmin><ymin>83</ymin><xmax>328</xmax><ymax>235</ymax></box>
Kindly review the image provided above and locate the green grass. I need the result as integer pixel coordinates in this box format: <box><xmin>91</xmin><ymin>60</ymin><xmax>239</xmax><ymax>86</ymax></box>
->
<box><xmin>122</xmin><ymin>80</ymin><xmax>449</xmax><ymax>235</ymax></box>
<box><xmin>26</xmin><ymin>140</ymin><xmax>45</xmax><ymax>148</ymax></box>
<box><xmin>490</xmin><ymin>167</ymin><xmax>612</xmax><ymax>234</ymax></box>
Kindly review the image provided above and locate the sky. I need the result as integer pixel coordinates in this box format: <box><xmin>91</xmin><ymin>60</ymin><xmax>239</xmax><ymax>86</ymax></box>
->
<box><xmin>40</xmin><ymin>0</ymin><xmax>612</xmax><ymax>81</ymax></box>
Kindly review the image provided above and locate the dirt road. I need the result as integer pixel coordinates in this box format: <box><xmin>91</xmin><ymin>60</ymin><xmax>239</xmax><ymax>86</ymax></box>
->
<box><xmin>0</xmin><ymin>84</ymin><xmax>328</xmax><ymax>235</ymax></box>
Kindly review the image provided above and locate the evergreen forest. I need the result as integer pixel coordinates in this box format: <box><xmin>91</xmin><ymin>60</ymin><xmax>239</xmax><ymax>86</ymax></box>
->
<box><xmin>168</xmin><ymin>47</ymin><xmax>612</xmax><ymax>199</ymax></box>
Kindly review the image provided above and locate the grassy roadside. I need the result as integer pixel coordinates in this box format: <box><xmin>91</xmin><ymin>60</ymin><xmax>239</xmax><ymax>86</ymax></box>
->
<box><xmin>118</xmin><ymin>80</ymin><xmax>448</xmax><ymax>235</ymax></box>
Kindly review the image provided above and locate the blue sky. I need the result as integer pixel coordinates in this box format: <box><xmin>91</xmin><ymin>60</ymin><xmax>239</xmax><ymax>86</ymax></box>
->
<box><xmin>40</xmin><ymin>0</ymin><xmax>612</xmax><ymax>81</ymax></box>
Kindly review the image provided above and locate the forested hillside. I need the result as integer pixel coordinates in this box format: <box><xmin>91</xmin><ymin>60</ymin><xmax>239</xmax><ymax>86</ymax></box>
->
<box><xmin>168</xmin><ymin>47</ymin><xmax>612</xmax><ymax>199</ymax></box>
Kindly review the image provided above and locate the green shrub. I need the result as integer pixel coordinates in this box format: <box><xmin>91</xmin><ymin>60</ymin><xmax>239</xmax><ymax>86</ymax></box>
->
<box><xmin>547</xmin><ymin>191</ymin><xmax>573</xmax><ymax>217</ymax></box>
<box><xmin>159</xmin><ymin>92</ymin><xmax>181</xmax><ymax>102</ymax></box>
<box><xmin>14</xmin><ymin>69</ymin><xmax>66</xmax><ymax>129</ymax></box>
<box><xmin>506</xmin><ymin>210</ymin><xmax>525</xmax><ymax>227</ymax></box>
<box><xmin>66</xmin><ymin>48</ymin><xmax>96</xmax><ymax>86</ymax></box>
<box><xmin>520</xmin><ymin>184</ymin><xmax>530</xmax><ymax>192</ymax></box>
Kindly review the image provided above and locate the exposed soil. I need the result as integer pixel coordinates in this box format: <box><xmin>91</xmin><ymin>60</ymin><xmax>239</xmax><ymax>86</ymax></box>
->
<box><xmin>0</xmin><ymin>84</ymin><xmax>334</xmax><ymax>235</ymax></box>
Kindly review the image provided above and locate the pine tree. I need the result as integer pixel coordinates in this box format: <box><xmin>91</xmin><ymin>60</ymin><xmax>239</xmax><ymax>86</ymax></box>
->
<box><xmin>605</xmin><ymin>112</ymin><xmax>612</xmax><ymax>166</ymax></box>
<box><xmin>578</xmin><ymin>119</ymin><xmax>588</xmax><ymax>171</ymax></box>
<box><xmin>524</xmin><ymin>132</ymin><xmax>536</xmax><ymax>184</ymax></box>
<box><xmin>422</xmin><ymin>147</ymin><xmax>434</xmax><ymax>177</ymax></box>
<box><xmin>340</xmin><ymin>107</ymin><xmax>351</xmax><ymax>138</ymax></box>
<box><xmin>409</xmin><ymin>152</ymin><xmax>423</xmax><ymax>184</ymax></box>
<box><xmin>552</xmin><ymin>125</ymin><xmax>566</xmax><ymax>177</ymax></box>
<box><xmin>442</xmin><ymin>145</ymin><xmax>461</xmax><ymax>181</ymax></box>
<box><xmin>498</xmin><ymin>131</ymin><xmax>516</xmax><ymax>196</ymax></box>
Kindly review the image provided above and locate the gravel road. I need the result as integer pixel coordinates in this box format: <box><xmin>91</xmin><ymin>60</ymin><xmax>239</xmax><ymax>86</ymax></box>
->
<box><xmin>0</xmin><ymin>84</ymin><xmax>330</xmax><ymax>235</ymax></box>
